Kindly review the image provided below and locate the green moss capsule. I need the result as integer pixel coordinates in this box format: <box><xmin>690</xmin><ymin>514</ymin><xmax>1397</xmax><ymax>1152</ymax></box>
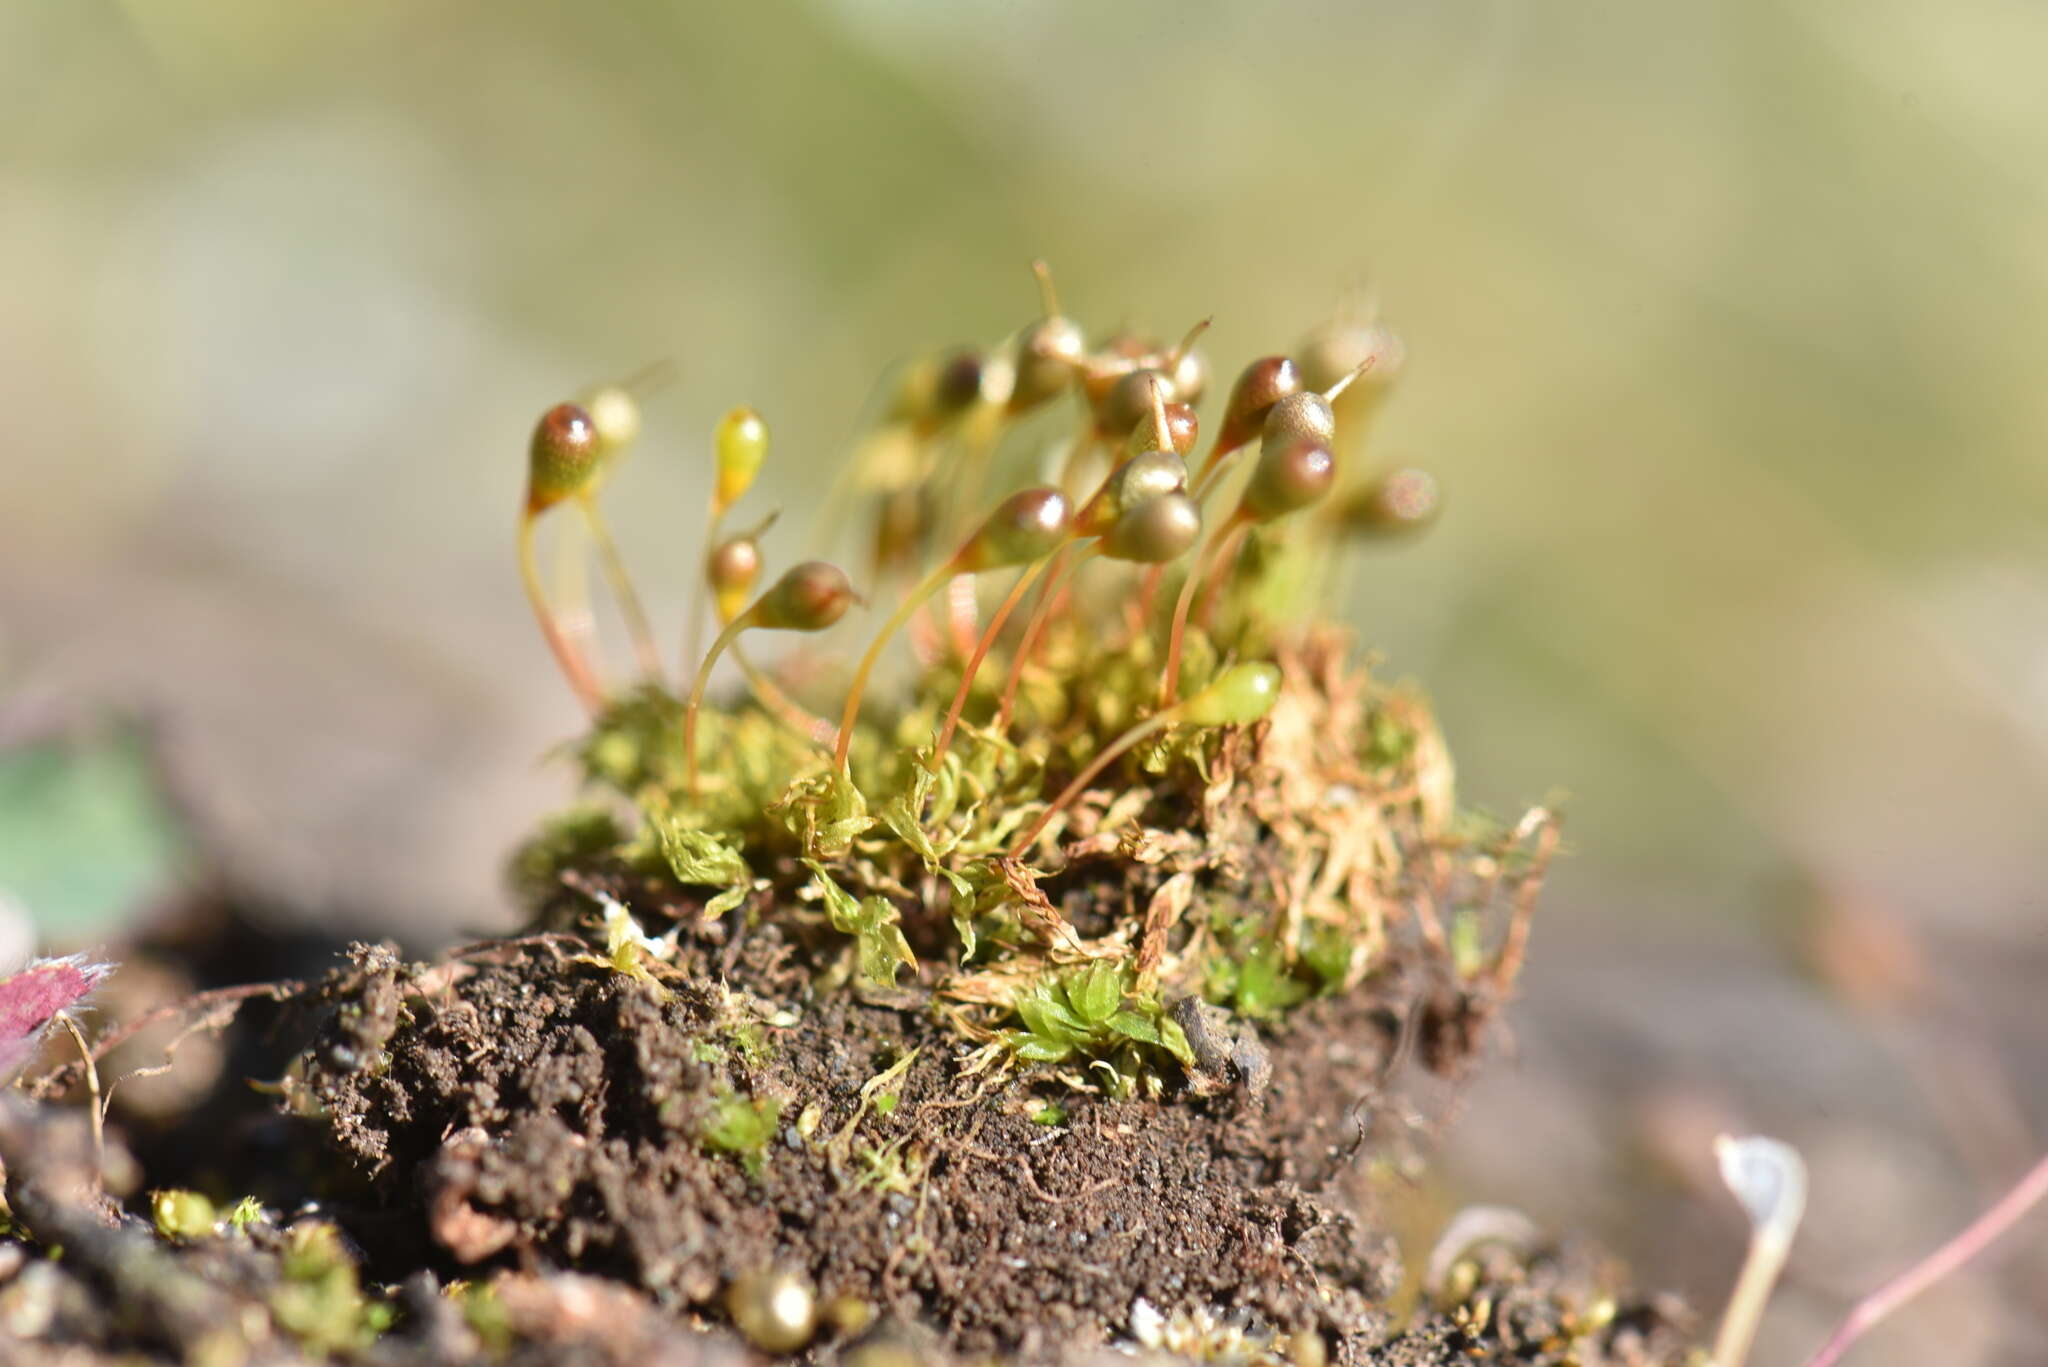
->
<box><xmin>1178</xmin><ymin>661</ymin><xmax>1282</xmax><ymax>727</ymax></box>
<box><xmin>713</xmin><ymin>407</ymin><xmax>769</xmax><ymax>517</ymax></box>
<box><xmin>727</xmin><ymin>1268</ymin><xmax>817</xmax><ymax>1354</ymax></box>
<box><xmin>526</xmin><ymin>402</ymin><xmax>601</xmax><ymax>514</ymax></box>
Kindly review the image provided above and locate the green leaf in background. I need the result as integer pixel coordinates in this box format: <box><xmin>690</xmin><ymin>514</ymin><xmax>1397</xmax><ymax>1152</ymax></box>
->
<box><xmin>0</xmin><ymin>723</ymin><xmax>196</xmax><ymax>947</ymax></box>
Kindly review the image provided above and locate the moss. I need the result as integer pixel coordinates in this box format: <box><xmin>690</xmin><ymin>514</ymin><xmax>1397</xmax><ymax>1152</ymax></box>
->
<box><xmin>269</xmin><ymin>1221</ymin><xmax>390</xmax><ymax>1355</ymax></box>
<box><xmin>699</xmin><ymin>1089</ymin><xmax>783</xmax><ymax>1176</ymax></box>
<box><xmin>511</xmin><ymin>288</ymin><xmax>1556</xmax><ymax>1100</ymax></box>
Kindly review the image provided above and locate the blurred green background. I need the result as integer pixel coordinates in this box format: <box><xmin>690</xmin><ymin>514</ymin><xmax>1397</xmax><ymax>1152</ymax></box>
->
<box><xmin>3</xmin><ymin>1</ymin><xmax>2045</xmax><ymax>1360</ymax></box>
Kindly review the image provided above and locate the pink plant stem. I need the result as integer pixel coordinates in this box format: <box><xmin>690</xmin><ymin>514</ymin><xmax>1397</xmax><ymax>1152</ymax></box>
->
<box><xmin>1802</xmin><ymin>1149</ymin><xmax>2048</xmax><ymax>1367</ymax></box>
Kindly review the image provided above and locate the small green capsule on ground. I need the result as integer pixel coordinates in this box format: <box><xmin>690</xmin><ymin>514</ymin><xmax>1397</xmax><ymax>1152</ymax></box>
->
<box><xmin>152</xmin><ymin>1189</ymin><xmax>218</xmax><ymax>1240</ymax></box>
<box><xmin>1178</xmin><ymin>661</ymin><xmax>1282</xmax><ymax>727</ymax></box>
<box><xmin>727</xmin><ymin>1267</ymin><xmax>817</xmax><ymax>1353</ymax></box>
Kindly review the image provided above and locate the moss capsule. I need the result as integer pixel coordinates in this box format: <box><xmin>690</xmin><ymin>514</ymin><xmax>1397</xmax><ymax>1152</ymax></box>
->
<box><xmin>708</xmin><ymin>534</ymin><xmax>764</xmax><ymax>624</ymax></box>
<box><xmin>1260</xmin><ymin>390</ymin><xmax>1337</xmax><ymax>454</ymax></box>
<box><xmin>579</xmin><ymin>384</ymin><xmax>642</xmax><ymax>457</ymax></box>
<box><xmin>526</xmin><ymin>402</ymin><xmax>601</xmax><ymax>514</ymax></box>
<box><xmin>713</xmin><ymin>407</ymin><xmax>769</xmax><ymax>518</ymax></box>
<box><xmin>958</xmin><ymin>487</ymin><xmax>1071</xmax><ymax>572</ymax></box>
<box><xmin>1163</xmin><ymin>400</ymin><xmax>1199</xmax><ymax>457</ymax></box>
<box><xmin>1215</xmin><ymin>357</ymin><xmax>1301</xmax><ymax>459</ymax></box>
<box><xmin>1343</xmin><ymin>467</ymin><xmax>1439</xmax><ymax>534</ymax></box>
<box><xmin>1297</xmin><ymin>318</ymin><xmax>1404</xmax><ymax>401</ymax></box>
<box><xmin>1102</xmin><ymin>491</ymin><xmax>1202</xmax><ymax>564</ymax></box>
<box><xmin>1077</xmin><ymin>450</ymin><xmax>1188</xmax><ymax>537</ymax></box>
<box><xmin>1178</xmin><ymin>661</ymin><xmax>1282</xmax><ymax>727</ymax></box>
<box><xmin>749</xmin><ymin>560</ymin><xmax>859</xmax><ymax>632</ymax></box>
<box><xmin>1100</xmin><ymin>368</ymin><xmax>1174</xmax><ymax>444</ymax></box>
<box><xmin>727</xmin><ymin>1268</ymin><xmax>817</xmax><ymax>1354</ymax></box>
<box><xmin>1244</xmin><ymin>437</ymin><xmax>1336</xmax><ymax>521</ymax></box>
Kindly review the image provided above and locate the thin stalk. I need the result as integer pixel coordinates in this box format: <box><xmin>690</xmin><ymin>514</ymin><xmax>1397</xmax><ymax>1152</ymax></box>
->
<box><xmin>995</xmin><ymin>543</ymin><xmax>1094</xmax><ymax>730</ymax></box>
<box><xmin>578</xmin><ymin>495</ymin><xmax>663</xmax><ymax>681</ymax></box>
<box><xmin>1159</xmin><ymin>510</ymin><xmax>1248</xmax><ymax>707</ymax></box>
<box><xmin>733</xmin><ymin>643</ymin><xmax>836</xmax><ymax>747</ymax></box>
<box><xmin>835</xmin><ymin>561</ymin><xmax>954</xmax><ymax>771</ymax></box>
<box><xmin>1194</xmin><ymin>521</ymin><xmax>1252</xmax><ymax>632</ymax></box>
<box><xmin>683</xmin><ymin>614</ymin><xmax>752</xmax><ymax>796</ymax></box>
<box><xmin>1009</xmin><ymin>710</ymin><xmax>1174</xmax><ymax>859</ymax></box>
<box><xmin>681</xmin><ymin>502</ymin><xmax>722</xmax><ymax>696</ymax></box>
<box><xmin>1802</xmin><ymin>1150</ymin><xmax>2048</xmax><ymax>1367</ymax></box>
<box><xmin>932</xmin><ymin>559</ymin><xmax>1048</xmax><ymax>766</ymax></box>
<box><xmin>519</xmin><ymin>514</ymin><xmax>604</xmax><ymax>714</ymax></box>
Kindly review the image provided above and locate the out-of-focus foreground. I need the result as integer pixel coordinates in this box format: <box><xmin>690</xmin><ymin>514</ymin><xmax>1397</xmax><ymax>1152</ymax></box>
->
<box><xmin>2</xmin><ymin>3</ymin><xmax>2045</xmax><ymax>1362</ymax></box>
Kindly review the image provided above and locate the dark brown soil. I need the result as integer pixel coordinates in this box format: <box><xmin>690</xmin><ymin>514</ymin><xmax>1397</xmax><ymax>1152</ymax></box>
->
<box><xmin>0</xmin><ymin>888</ymin><xmax>1697</xmax><ymax>1366</ymax></box>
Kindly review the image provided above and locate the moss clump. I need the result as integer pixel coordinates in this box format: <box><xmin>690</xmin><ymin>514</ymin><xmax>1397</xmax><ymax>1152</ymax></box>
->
<box><xmin>699</xmin><ymin>1089</ymin><xmax>783</xmax><ymax>1176</ymax></box>
<box><xmin>510</xmin><ymin>275</ymin><xmax>1548</xmax><ymax>1098</ymax></box>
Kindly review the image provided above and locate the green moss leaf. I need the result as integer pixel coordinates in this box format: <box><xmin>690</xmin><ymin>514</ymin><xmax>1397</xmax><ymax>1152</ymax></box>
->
<box><xmin>1068</xmin><ymin>961</ymin><xmax>1122</xmax><ymax>1024</ymax></box>
<box><xmin>802</xmin><ymin>859</ymin><xmax>916</xmax><ymax>987</ymax></box>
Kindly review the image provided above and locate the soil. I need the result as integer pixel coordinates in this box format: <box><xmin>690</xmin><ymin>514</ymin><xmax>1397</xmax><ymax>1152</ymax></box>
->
<box><xmin>0</xmin><ymin>876</ymin><xmax>1697</xmax><ymax>1366</ymax></box>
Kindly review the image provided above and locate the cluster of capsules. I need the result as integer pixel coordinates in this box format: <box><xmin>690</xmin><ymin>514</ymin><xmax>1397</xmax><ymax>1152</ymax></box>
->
<box><xmin>516</xmin><ymin>265</ymin><xmax>1438</xmax><ymax>855</ymax></box>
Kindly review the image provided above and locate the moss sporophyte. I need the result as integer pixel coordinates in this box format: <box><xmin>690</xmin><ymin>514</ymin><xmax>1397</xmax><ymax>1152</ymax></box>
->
<box><xmin>513</xmin><ymin>264</ymin><xmax>1543</xmax><ymax>1093</ymax></box>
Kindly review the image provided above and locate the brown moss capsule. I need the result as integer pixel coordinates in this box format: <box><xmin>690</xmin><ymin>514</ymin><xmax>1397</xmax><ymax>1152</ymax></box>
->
<box><xmin>1297</xmin><ymin>318</ymin><xmax>1404</xmax><ymax>401</ymax></box>
<box><xmin>1259</xmin><ymin>389</ymin><xmax>1337</xmax><ymax>455</ymax></box>
<box><xmin>933</xmin><ymin>347</ymin><xmax>987</xmax><ymax>419</ymax></box>
<box><xmin>957</xmin><ymin>487</ymin><xmax>1072</xmax><ymax>572</ymax></box>
<box><xmin>1077</xmin><ymin>450</ymin><xmax>1188</xmax><ymax>537</ymax></box>
<box><xmin>526</xmin><ymin>402</ymin><xmax>601</xmax><ymax>514</ymax></box>
<box><xmin>1214</xmin><ymin>357</ymin><xmax>1302</xmax><ymax>460</ymax></box>
<box><xmin>707</xmin><ymin>521</ymin><xmax>771</xmax><ymax>624</ymax></box>
<box><xmin>1010</xmin><ymin>322</ymin><xmax>1082</xmax><ymax>413</ymax></box>
<box><xmin>687</xmin><ymin>561</ymin><xmax>860</xmax><ymax>791</ymax></box>
<box><xmin>1102</xmin><ymin>491</ymin><xmax>1202</xmax><ymax>564</ymax></box>
<box><xmin>1162</xmin><ymin>401</ymin><xmax>1199</xmax><ymax>457</ymax></box>
<box><xmin>1342</xmin><ymin>467</ymin><xmax>1439</xmax><ymax>534</ymax></box>
<box><xmin>749</xmin><ymin>560</ymin><xmax>859</xmax><ymax>632</ymax></box>
<box><xmin>1099</xmin><ymin>368</ymin><xmax>1173</xmax><ymax>444</ymax></box>
<box><xmin>1166</xmin><ymin>342</ymin><xmax>1209</xmax><ymax>408</ymax></box>
<box><xmin>1244</xmin><ymin>437</ymin><xmax>1336</xmax><ymax>521</ymax></box>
